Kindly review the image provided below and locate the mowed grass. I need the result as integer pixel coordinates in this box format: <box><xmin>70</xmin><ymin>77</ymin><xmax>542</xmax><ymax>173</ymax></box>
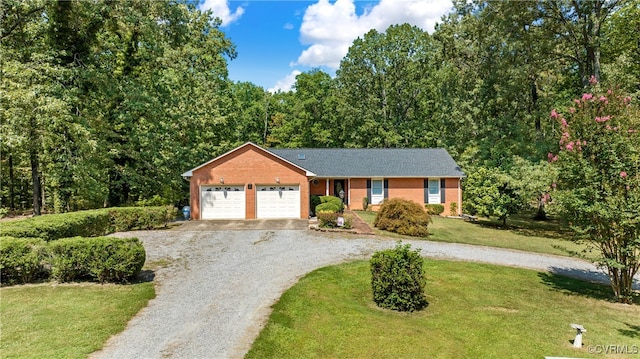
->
<box><xmin>0</xmin><ymin>282</ymin><xmax>155</xmax><ymax>359</ymax></box>
<box><xmin>355</xmin><ymin>211</ymin><xmax>591</xmax><ymax>258</ymax></box>
<box><xmin>246</xmin><ymin>260</ymin><xmax>640</xmax><ymax>359</ymax></box>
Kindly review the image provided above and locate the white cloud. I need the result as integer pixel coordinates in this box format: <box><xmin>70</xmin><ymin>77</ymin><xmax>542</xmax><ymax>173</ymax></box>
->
<box><xmin>199</xmin><ymin>0</ymin><xmax>245</xmax><ymax>26</ymax></box>
<box><xmin>296</xmin><ymin>0</ymin><xmax>453</xmax><ymax>69</ymax></box>
<box><xmin>268</xmin><ymin>70</ymin><xmax>302</xmax><ymax>93</ymax></box>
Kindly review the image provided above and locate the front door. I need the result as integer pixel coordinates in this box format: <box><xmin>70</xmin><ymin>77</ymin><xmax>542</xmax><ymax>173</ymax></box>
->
<box><xmin>334</xmin><ymin>179</ymin><xmax>347</xmax><ymax>204</ymax></box>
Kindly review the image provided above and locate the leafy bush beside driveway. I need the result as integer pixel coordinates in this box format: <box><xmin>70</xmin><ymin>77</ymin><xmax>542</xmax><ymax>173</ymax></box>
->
<box><xmin>0</xmin><ymin>206</ymin><xmax>177</xmax><ymax>241</ymax></box>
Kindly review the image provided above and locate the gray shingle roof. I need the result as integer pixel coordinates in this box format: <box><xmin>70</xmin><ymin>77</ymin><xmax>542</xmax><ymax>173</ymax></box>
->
<box><xmin>269</xmin><ymin>148</ymin><xmax>465</xmax><ymax>178</ymax></box>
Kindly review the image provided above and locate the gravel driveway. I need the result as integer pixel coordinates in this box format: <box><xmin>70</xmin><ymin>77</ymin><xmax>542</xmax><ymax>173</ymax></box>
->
<box><xmin>91</xmin><ymin>227</ymin><xmax>638</xmax><ymax>359</ymax></box>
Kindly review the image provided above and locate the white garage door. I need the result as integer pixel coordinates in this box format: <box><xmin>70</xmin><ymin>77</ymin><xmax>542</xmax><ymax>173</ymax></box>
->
<box><xmin>256</xmin><ymin>185</ymin><xmax>300</xmax><ymax>219</ymax></box>
<box><xmin>201</xmin><ymin>185</ymin><xmax>245</xmax><ymax>219</ymax></box>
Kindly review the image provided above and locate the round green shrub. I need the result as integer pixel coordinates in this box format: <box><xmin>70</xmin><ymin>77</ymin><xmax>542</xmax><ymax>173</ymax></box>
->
<box><xmin>374</xmin><ymin>198</ymin><xmax>431</xmax><ymax>237</ymax></box>
<box><xmin>370</xmin><ymin>242</ymin><xmax>428</xmax><ymax>312</ymax></box>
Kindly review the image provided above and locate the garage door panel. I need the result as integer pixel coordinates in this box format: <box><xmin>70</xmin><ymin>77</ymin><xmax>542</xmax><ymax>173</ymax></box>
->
<box><xmin>256</xmin><ymin>185</ymin><xmax>300</xmax><ymax>219</ymax></box>
<box><xmin>201</xmin><ymin>186</ymin><xmax>245</xmax><ymax>219</ymax></box>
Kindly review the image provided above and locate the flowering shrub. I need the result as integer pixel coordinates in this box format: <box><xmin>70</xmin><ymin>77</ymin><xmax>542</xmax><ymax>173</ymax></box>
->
<box><xmin>549</xmin><ymin>80</ymin><xmax>640</xmax><ymax>303</ymax></box>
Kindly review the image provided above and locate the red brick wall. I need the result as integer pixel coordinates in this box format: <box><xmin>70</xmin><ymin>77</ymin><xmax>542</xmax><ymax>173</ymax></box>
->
<box><xmin>348</xmin><ymin>177</ymin><xmax>462</xmax><ymax>215</ymax></box>
<box><xmin>444</xmin><ymin>178</ymin><xmax>462</xmax><ymax>216</ymax></box>
<box><xmin>310</xmin><ymin>179</ymin><xmax>326</xmax><ymax>197</ymax></box>
<box><xmin>349</xmin><ymin>178</ymin><xmax>368</xmax><ymax>210</ymax></box>
<box><xmin>189</xmin><ymin>145</ymin><xmax>309</xmax><ymax>219</ymax></box>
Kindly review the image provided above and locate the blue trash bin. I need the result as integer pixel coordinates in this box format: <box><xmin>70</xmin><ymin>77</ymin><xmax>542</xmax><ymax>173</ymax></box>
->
<box><xmin>181</xmin><ymin>206</ymin><xmax>191</xmax><ymax>220</ymax></box>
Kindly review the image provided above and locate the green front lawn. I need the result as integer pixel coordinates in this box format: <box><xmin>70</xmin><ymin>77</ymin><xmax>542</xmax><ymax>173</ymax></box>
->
<box><xmin>355</xmin><ymin>211</ymin><xmax>591</xmax><ymax>258</ymax></box>
<box><xmin>247</xmin><ymin>260</ymin><xmax>639</xmax><ymax>358</ymax></box>
<box><xmin>0</xmin><ymin>282</ymin><xmax>155</xmax><ymax>359</ymax></box>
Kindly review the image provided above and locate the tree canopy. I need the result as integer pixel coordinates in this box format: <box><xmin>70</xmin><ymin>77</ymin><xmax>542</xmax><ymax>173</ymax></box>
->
<box><xmin>1</xmin><ymin>0</ymin><xmax>637</xmax><ymax>220</ymax></box>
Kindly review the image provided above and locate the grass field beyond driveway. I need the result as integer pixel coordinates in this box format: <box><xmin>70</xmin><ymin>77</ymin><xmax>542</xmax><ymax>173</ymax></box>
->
<box><xmin>0</xmin><ymin>282</ymin><xmax>155</xmax><ymax>359</ymax></box>
<box><xmin>355</xmin><ymin>211</ymin><xmax>591</xmax><ymax>258</ymax></box>
<box><xmin>247</xmin><ymin>260</ymin><xmax>639</xmax><ymax>358</ymax></box>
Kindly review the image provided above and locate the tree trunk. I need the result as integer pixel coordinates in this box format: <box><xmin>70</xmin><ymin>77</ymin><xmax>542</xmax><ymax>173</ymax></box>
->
<box><xmin>9</xmin><ymin>154</ymin><xmax>15</xmax><ymax>209</ymax></box>
<box><xmin>531</xmin><ymin>78</ymin><xmax>540</xmax><ymax>132</ymax></box>
<box><xmin>30</xmin><ymin>146</ymin><xmax>42</xmax><ymax>216</ymax></box>
<box><xmin>534</xmin><ymin>195</ymin><xmax>548</xmax><ymax>221</ymax></box>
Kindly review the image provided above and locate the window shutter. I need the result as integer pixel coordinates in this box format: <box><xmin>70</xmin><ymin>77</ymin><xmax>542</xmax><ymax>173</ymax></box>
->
<box><xmin>424</xmin><ymin>179</ymin><xmax>429</xmax><ymax>203</ymax></box>
<box><xmin>384</xmin><ymin>179</ymin><xmax>389</xmax><ymax>199</ymax></box>
<box><xmin>367</xmin><ymin>179</ymin><xmax>371</xmax><ymax>201</ymax></box>
<box><xmin>440</xmin><ymin>179</ymin><xmax>446</xmax><ymax>203</ymax></box>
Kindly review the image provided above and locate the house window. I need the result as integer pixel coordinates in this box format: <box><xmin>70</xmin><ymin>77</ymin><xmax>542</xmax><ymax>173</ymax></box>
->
<box><xmin>428</xmin><ymin>179</ymin><xmax>440</xmax><ymax>204</ymax></box>
<box><xmin>371</xmin><ymin>179</ymin><xmax>384</xmax><ymax>205</ymax></box>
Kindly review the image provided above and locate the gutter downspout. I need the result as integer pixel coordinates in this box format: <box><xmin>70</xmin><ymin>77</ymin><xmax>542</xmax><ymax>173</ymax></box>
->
<box><xmin>458</xmin><ymin>178</ymin><xmax>462</xmax><ymax>215</ymax></box>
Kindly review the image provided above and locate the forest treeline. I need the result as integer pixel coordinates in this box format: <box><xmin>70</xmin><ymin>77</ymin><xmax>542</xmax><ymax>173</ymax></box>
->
<box><xmin>1</xmin><ymin>0</ymin><xmax>638</xmax><ymax>214</ymax></box>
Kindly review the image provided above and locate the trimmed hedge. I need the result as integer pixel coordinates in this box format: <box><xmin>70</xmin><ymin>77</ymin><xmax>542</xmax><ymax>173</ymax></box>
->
<box><xmin>0</xmin><ymin>237</ymin><xmax>48</xmax><ymax>285</ymax></box>
<box><xmin>374</xmin><ymin>198</ymin><xmax>431</xmax><ymax>237</ymax></box>
<box><xmin>0</xmin><ymin>206</ymin><xmax>177</xmax><ymax>241</ymax></box>
<box><xmin>315</xmin><ymin>196</ymin><xmax>344</xmax><ymax>213</ymax></box>
<box><xmin>108</xmin><ymin>207</ymin><xmax>177</xmax><ymax>232</ymax></box>
<box><xmin>0</xmin><ymin>236</ymin><xmax>146</xmax><ymax>286</ymax></box>
<box><xmin>0</xmin><ymin>211</ymin><xmax>110</xmax><ymax>241</ymax></box>
<box><xmin>49</xmin><ymin>237</ymin><xmax>145</xmax><ymax>284</ymax></box>
<box><xmin>370</xmin><ymin>242</ymin><xmax>428</xmax><ymax>312</ymax></box>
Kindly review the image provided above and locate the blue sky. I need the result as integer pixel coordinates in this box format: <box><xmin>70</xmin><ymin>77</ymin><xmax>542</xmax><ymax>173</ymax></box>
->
<box><xmin>199</xmin><ymin>0</ymin><xmax>454</xmax><ymax>92</ymax></box>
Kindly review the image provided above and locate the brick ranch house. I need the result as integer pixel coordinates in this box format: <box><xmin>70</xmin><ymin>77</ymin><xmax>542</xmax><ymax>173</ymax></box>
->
<box><xmin>181</xmin><ymin>142</ymin><xmax>465</xmax><ymax>220</ymax></box>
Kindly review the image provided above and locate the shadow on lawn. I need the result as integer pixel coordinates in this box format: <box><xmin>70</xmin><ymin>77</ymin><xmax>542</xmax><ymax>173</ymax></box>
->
<box><xmin>539</xmin><ymin>268</ymin><xmax>640</xmax><ymax>304</ymax></box>
<box><xmin>619</xmin><ymin>323</ymin><xmax>640</xmax><ymax>339</ymax></box>
<box><xmin>133</xmin><ymin>269</ymin><xmax>155</xmax><ymax>283</ymax></box>
<box><xmin>538</xmin><ymin>269</ymin><xmax>613</xmax><ymax>301</ymax></box>
<box><xmin>474</xmin><ymin>214</ymin><xmax>572</xmax><ymax>240</ymax></box>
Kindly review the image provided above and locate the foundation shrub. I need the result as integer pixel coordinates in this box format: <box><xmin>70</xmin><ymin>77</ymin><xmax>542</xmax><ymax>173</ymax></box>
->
<box><xmin>449</xmin><ymin>202</ymin><xmax>458</xmax><ymax>215</ymax></box>
<box><xmin>425</xmin><ymin>204</ymin><xmax>445</xmax><ymax>215</ymax></box>
<box><xmin>310</xmin><ymin>195</ymin><xmax>322</xmax><ymax>215</ymax></box>
<box><xmin>315</xmin><ymin>196</ymin><xmax>344</xmax><ymax>213</ymax></box>
<box><xmin>0</xmin><ymin>237</ymin><xmax>48</xmax><ymax>286</ymax></box>
<box><xmin>374</xmin><ymin>198</ymin><xmax>431</xmax><ymax>237</ymax></box>
<box><xmin>370</xmin><ymin>242</ymin><xmax>428</xmax><ymax>312</ymax></box>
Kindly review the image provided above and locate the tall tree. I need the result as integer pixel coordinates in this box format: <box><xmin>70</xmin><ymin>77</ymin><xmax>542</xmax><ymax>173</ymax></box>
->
<box><xmin>266</xmin><ymin>69</ymin><xmax>339</xmax><ymax>148</ymax></box>
<box><xmin>336</xmin><ymin>24</ymin><xmax>438</xmax><ymax>148</ymax></box>
<box><xmin>537</xmin><ymin>0</ymin><xmax>623</xmax><ymax>86</ymax></box>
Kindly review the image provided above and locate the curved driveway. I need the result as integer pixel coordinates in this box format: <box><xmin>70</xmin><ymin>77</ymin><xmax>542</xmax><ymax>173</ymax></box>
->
<box><xmin>91</xmin><ymin>227</ymin><xmax>638</xmax><ymax>359</ymax></box>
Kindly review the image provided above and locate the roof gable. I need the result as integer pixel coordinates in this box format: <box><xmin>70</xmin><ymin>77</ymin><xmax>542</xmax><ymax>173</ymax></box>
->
<box><xmin>181</xmin><ymin>142</ymin><xmax>316</xmax><ymax>177</ymax></box>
